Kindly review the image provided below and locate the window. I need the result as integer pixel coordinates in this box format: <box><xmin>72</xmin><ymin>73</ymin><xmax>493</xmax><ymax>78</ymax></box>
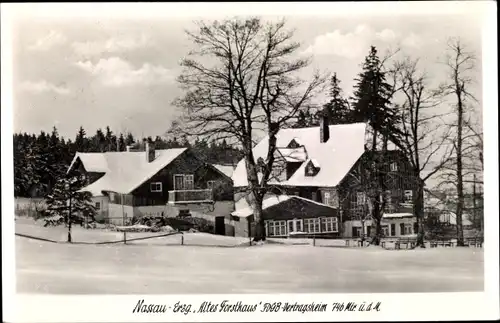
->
<box><xmin>321</xmin><ymin>217</ymin><xmax>338</xmax><ymax>233</ymax></box>
<box><xmin>404</xmin><ymin>190</ymin><xmax>413</xmax><ymax>204</ymax></box>
<box><xmin>207</xmin><ymin>181</ymin><xmax>216</xmax><ymax>189</ymax></box>
<box><xmin>174</xmin><ymin>174</ymin><xmax>194</xmax><ymax>190</ymax></box>
<box><xmin>366</xmin><ymin>225</ymin><xmax>372</xmax><ymax>237</ymax></box>
<box><xmin>382</xmin><ymin>225</ymin><xmax>389</xmax><ymax>237</ymax></box>
<box><xmin>404</xmin><ymin>223</ymin><xmax>413</xmax><ymax>235</ymax></box>
<box><xmin>150</xmin><ymin>182</ymin><xmax>162</xmax><ymax>192</ymax></box>
<box><xmin>356</xmin><ymin>192</ymin><xmax>366</xmax><ymax>206</ymax></box>
<box><xmin>400</xmin><ymin>223</ymin><xmax>405</xmax><ymax>236</ymax></box>
<box><xmin>266</xmin><ymin>220</ymin><xmax>287</xmax><ymax>237</ymax></box>
<box><xmin>95</xmin><ymin>202</ymin><xmax>101</xmax><ymax>210</ymax></box>
<box><xmin>390</xmin><ymin>223</ymin><xmax>396</xmax><ymax>237</ymax></box>
<box><xmin>390</xmin><ymin>162</ymin><xmax>398</xmax><ymax>172</ymax></box>
<box><xmin>324</xmin><ymin>192</ymin><xmax>330</xmax><ymax>205</ymax></box>
<box><xmin>304</xmin><ymin>218</ymin><xmax>321</xmax><ymax>233</ymax></box>
<box><xmin>184</xmin><ymin>175</ymin><xmax>194</xmax><ymax>190</ymax></box>
<box><xmin>352</xmin><ymin>226</ymin><xmax>362</xmax><ymax>238</ymax></box>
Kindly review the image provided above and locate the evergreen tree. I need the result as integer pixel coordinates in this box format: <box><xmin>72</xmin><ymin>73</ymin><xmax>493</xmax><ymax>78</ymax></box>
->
<box><xmin>75</xmin><ymin>126</ymin><xmax>88</xmax><ymax>152</ymax></box>
<box><xmin>14</xmin><ymin>134</ymin><xmax>43</xmax><ymax>196</ymax></box>
<box><xmin>349</xmin><ymin>46</ymin><xmax>401</xmax><ymax>246</ymax></box>
<box><xmin>180</xmin><ymin>135</ymin><xmax>191</xmax><ymax>148</ymax></box>
<box><xmin>43</xmin><ymin>174</ymin><xmax>96</xmax><ymax>242</ymax></box>
<box><xmin>46</xmin><ymin>127</ymin><xmax>67</xmax><ymax>191</ymax></box>
<box><xmin>351</xmin><ymin>46</ymin><xmax>400</xmax><ymax>150</ymax></box>
<box><xmin>118</xmin><ymin>133</ymin><xmax>126</xmax><ymax>151</ymax></box>
<box><xmin>125</xmin><ymin>132</ymin><xmax>135</xmax><ymax>146</ymax></box>
<box><xmin>105</xmin><ymin>126</ymin><xmax>117</xmax><ymax>151</ymax></box>
<box><xmin>92</xmin><ymin>128</ymin><xmax>106</xmax><ymax>152</ymax></box>
<box><xmin>292</xmin><ymin>108</ymin><xmax>319</xmax><ymax>128</ymax></box>
<box><xmin>323</xmin><ymin>73</ymin><xmax>356</xmax><ymax>125</ymax></box>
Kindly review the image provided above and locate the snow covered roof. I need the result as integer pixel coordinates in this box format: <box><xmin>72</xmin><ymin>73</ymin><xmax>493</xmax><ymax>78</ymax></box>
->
<box><xmin>276</xmin><ymin>147</ymin><xmax>308</xmax><ymax>162</ymax></box>
<box><xmin>231</xmin><ymin>194</ymin><xmax>337</xmax><ymax>218</ymax></box>
<box><xmin>68</xmin><ymin>152</ymin><xmax>108</xmax><ymax>173</ymax></box>
<box><xmin>382</xmin><ymin>213</ymin><xmax>414</xmax><ymax>219</ymax></box>
<box><xmin>232</xmin><ymin>123</ymin><xmax>367</xmax><ymax>187</ymax></box>
<box><xmin>212</xmin><ymin>164</ymin><xmax>235</xmax><ymax>179</ymax></box>
<box><xmin>75</xmin><ymin>148</ymin><xmax>187</xmax><ymax>196</ymax></box>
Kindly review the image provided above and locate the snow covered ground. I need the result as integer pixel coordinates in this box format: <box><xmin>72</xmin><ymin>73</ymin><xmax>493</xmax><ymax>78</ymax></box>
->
<box><xmin>15</xmin><ymin>217</ymin><xmax>484</xmax><ymax>294</ymax></box>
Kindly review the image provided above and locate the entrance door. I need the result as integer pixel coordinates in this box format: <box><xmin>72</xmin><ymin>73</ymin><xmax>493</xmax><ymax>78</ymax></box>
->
<box><xmin>287</xmin><ymin>219</ymin><xmax>303</xmax><ymax>234</ymax></box>
<box><xmin>215</xmin><ymin>216</ymin><xmax>226</xmax><ymax>236</ymax></box>
<box><xmin>174</xmin><ymin>175</ymin><xmax>184</xmax><ymax>190</ymax></box>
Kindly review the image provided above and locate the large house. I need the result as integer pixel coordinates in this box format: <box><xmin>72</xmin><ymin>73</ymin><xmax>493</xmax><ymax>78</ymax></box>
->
<box><xmin>231</xmin><ymin>117</ymin><xmax>419</xmax><ymax>239</ymax></box>
<box><xmin>67</xmin><ymin>142</ymin><xmax>234</xmax><ymax>232</ymax></box>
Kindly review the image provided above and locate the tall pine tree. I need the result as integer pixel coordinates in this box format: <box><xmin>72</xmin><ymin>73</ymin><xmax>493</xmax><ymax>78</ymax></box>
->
<box><xmin>351</xmin><ymin>46</ymin><xmax>399</xmax><ymax>150</ymax></box>
<box><xmin>323</xmin><ymin>73</ymin><xmax>356</xmax><ymax>125</ymax></box>
<box><xmin>350</xmin><ymin>46</ymin><xmax>400</xmax><ymax>245</ymax></box>
<box><xmin>75</xmin><ymin>126</ymin><xmax>88</xmax><ymax>152</ymax></box>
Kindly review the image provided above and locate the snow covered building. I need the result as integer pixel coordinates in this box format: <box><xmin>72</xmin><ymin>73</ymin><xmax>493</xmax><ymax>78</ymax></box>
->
<box><xmin>231</xmin><ymin>118</ymin><xmax>419</xmax><ymax>239</ymax></box>
<box><xmin>67</xmin><ymin>143</ymin><xmax>234</xmax><ymax>229</ymax></box>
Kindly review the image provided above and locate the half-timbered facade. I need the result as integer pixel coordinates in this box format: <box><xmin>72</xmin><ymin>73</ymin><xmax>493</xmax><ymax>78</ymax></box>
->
<box><xmin>231</xmin><ymin>118</ymin><xmax>419</xmax><ymax>239</ymax></box>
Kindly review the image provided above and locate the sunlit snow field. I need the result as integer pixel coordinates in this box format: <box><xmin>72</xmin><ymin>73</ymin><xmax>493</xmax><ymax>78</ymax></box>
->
<box><xmin>15</xmin><ymin>217</ymin><xmax>484</xmax><ymax>294</ymax></box>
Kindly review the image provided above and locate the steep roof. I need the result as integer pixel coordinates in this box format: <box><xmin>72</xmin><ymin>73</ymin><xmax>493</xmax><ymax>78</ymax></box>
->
<box><xmin>232</xmin><ymin>123</ymin><xmax>367</xmax><ymax>187</ymax></box>
<box><xmin>73</xmin><ymin>148</ymin><xmax>187</xmax><ymax>196</ymax></box>
<box><xmin>212</xmin><ymin>164</ymin><xmax>235</xmax><ymax>179</ymax></box>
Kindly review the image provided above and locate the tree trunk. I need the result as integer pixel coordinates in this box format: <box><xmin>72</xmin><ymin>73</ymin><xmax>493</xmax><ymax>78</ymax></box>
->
<box><xmin>248</xmin><ymin>191</ymin><xmax>265</xmax><ymax>242</ymax></box>
<box><xmin>415</xmin><ymin>181</ymin><xmax>426</xmax><ymax>247</ymax></box>
<box><xmin>455</xmin><ymin>88</ymin><xmax>465</xmax><ymax>247</ymax></box>
<box><xmin>67</xmin><ymin>220</ymin><xmax>72</xmax><ymax>243</ymax></box>
<box><xmin>370</xmin><ymin>200</ymin><xmax>382</xmax><ymax>246</ymax></box>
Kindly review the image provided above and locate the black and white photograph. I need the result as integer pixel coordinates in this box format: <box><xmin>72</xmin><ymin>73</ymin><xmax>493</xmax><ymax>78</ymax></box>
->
<box><xmin>2</xmin><ymin>1</ymin><xmax>498</xmax><ymax>322</ymax></box>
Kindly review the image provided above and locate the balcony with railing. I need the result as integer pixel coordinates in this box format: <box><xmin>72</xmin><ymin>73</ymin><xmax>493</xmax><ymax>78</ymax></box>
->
<box><xmin>167</xmin><ymin>189</ymin><xmax>213</xmax><ymax>204</ymax></box>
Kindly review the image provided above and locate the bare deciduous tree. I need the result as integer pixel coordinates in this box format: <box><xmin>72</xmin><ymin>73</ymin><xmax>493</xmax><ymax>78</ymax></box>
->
<box><xmin>390</xmin><ymin>56</ymin><xmax>455</xmax><ymax>247</ymax></box>
<box><xmin>172</xmin><ymin>18</ymin><xmax>327</xmax><ymax>241</ymax></box>
<box><xmin>437</xmin><ymin>38</ymin><xmax>479</xmax><ymax>246</ymax></box>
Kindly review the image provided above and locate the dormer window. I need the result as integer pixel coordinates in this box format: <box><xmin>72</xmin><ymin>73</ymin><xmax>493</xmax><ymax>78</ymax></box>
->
<box><xmin>287</xmin><ymin>138</ymin><xmax>302</xmax><ymax>149</ymax></box>
<box><xmin>304</xmin><ymin>159</ymin><xmax>320</xmax><ymax>177</ymax></box>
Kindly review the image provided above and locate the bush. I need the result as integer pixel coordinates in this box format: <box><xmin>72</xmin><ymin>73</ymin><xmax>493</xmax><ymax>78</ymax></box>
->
<box><xmin>182</xmin><ymin>217</ymin><xmax>214</xmax><ymax>233</ymax></box>
<box><xmin>131</xmin><ymin>214</ymin><xmax>216</xmax><ymax>233</ymax></box>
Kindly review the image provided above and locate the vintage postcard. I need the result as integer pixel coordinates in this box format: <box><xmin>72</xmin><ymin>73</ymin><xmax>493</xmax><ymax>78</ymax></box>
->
<box><xmin>1</xmin><ymin>1</ymin><xmax>498</xmax><ymax>322</ymax></box>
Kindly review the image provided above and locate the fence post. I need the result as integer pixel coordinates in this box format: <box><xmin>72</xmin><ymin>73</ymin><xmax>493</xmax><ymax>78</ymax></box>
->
<box><xmin>181</xmin><ymin>234</ymin><xmax>184</xmax><ymax>245</ymax></box>
<box><xmin>124</xmin><ymin>232</ymin><xmax>127</xmax><ymax>244</ymax></box>
<box><xmin>313</xmin><ymin>235</ymin><xmax>316</xmax><ymax>247</ymax></box>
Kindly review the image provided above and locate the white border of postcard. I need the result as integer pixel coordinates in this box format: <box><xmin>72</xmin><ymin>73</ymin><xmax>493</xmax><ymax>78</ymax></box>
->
<box><xmin>2</xmin><ymin>2</ymin><xmax>498</xmax><ymax>322</ymax></box>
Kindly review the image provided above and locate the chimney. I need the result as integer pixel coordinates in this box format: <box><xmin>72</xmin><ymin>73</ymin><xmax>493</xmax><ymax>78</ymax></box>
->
<box><xmin>320</xmin><ymin>109</ymin><xmax>330</xmax><ymax>143</ymax></box>
<box><xmin>145</xmin><ymin>140</ymin><xmax>155</xmax><ymax>163</ymax></box>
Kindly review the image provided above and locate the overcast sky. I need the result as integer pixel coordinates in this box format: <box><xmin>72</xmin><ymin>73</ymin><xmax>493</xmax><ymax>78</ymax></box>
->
<box><xmin>10</xmin><ymin>3</ymin><xmax>485</xmax><ymax>140</ymax></box>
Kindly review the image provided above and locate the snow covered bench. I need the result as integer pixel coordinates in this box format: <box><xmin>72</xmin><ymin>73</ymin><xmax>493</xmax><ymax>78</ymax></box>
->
<box><xmin>430</xmin><ymin>240</ymin><xmax>454</xmax><ymax>248</ymax></box>
<box><xmin>395</xmin><ymin>237</ymin><xmax>417</xmax><ymax>249</ymax></box>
